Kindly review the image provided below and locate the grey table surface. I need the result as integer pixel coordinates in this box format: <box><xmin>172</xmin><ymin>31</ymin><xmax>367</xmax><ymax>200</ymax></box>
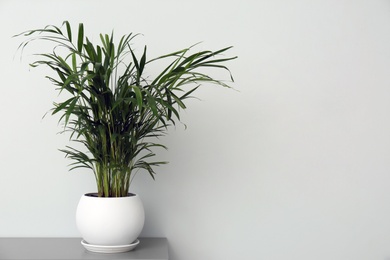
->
<box><xmin>0</xmin><ymin>237</ymin><xmax>168</xmax><ymax>260</ymax></box>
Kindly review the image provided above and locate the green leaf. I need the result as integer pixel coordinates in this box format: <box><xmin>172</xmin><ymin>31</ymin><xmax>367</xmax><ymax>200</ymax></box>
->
<box><xmin>130</xmin><ymin>85</ymin><xmax>143</xmax><ymax>109</ymax></box>
<box><xmin>72</xmin><ymin>53</ymin><xmax>77</xmax><ymax>71</ymax></box>
<box><xmin>64</xmin><ymin>21</ymin><xmax>72</xmax><ymax>42</ymax></box>
<box><xmin>84</xmin><ymin>38</ymin><xmax>96</xmax><ymax>61</ymax></box>
<box><xmin>52</xmin><ymin>97</ymin><xmax>75</xmax><ymax>115</ymax></box>
<box><xmin>139</xmin><ymin>46</ymin><xmax>147</xmax><ymax>76</ymax></box>
<box><xmin>169</xmin><ymin>90</ymin><xmax>186</xmax><ymax>109</ymax></box>
<box><xmin>77</xmin><ymin>23</ymin><xmax>84</xmax><ymax>52</ymax></box>
<box><xmin>145</xmin><ymin>93</ymin><xmax>158</xmax><ymax>117</ymax></box>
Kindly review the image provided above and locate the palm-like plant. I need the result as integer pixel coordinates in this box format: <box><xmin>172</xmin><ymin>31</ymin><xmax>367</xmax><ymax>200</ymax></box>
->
<box><xmin>17</xmin><ymin>21</ymin><xmax>236</xmax><ymax>197</ymax></box>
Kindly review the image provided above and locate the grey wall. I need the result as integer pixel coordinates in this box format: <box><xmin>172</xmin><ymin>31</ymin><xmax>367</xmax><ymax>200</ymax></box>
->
<box><xmin>1</xmin><ymin>1</ymin><xmax>390</xmax><ymax>259</ymax></box>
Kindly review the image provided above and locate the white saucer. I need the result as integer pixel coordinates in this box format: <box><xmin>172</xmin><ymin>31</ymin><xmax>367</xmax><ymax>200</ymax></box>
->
<box><xmin>81</xmin><ymin>239</ymin><xmax>140</xmax><ymax>253</ymax></box>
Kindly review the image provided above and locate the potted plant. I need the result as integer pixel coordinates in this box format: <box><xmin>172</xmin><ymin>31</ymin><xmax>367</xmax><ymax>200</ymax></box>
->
<box><xmin>16</xmin><ymin>21</ymin><xmax>236</xmax><ymax>252</ymax></box>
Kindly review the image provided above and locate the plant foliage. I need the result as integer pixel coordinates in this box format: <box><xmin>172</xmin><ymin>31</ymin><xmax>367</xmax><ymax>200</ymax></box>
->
<box><xmin>16</xmin><ymin>21</ymin><xmax>236</xmax><ymax>197</ymax></box>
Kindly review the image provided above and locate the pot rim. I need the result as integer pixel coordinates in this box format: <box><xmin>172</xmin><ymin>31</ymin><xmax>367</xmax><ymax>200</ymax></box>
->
<box><xmin>84</xmin><ymin>193</ymin><xmax>137</xmax><ymax>198</ymax></box>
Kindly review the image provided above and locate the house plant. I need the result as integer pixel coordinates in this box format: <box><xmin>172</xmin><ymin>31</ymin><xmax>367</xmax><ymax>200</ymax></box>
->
<box><xmin>16</xmin><ymin>21</ymin><xmax>236</xmax><ymax>250</ymax></box>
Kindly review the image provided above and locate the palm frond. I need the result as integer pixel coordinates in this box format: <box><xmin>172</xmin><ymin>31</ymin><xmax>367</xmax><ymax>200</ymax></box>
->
<box><xmin>16</xmin><ymin>21</ymin><xmax>236</xmax><ymax>197</ymax></box>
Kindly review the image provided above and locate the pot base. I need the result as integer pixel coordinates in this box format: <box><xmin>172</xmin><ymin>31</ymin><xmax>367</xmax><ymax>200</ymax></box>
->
<box><xmin>81</xmin><ymin>239</ymin><xmax>140</xmax><ymax>253</ymax></box>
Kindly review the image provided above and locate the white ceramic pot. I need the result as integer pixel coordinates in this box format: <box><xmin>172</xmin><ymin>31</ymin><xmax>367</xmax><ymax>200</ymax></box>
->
<box><xmin>76</xmin><ymin>193</ymin><xmax>144</xmax><ymax>246</ymax></box>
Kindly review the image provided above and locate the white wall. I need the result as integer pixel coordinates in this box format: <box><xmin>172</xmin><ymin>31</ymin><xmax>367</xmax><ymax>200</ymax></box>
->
<box><xmin>1</xmin><ymin>0</ymin><xmax>390</xmax><ymax>259</ymax></box>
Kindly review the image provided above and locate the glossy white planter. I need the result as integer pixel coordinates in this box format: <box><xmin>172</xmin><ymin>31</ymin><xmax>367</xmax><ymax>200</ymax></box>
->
<box><xmin>76</xmin><ymin>193</ymin><xmax>144</xmax><ymax>246</ymax></box>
